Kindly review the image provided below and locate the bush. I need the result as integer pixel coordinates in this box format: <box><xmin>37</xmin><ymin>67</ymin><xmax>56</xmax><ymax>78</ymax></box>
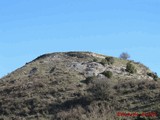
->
<box><xmin>147</xmin><ymin>72</ymin><xmax>158</xmax><ymax>81</ymax></box>
<box><xmin>102</xmin><ymin>71</ymin><xmax>113</xmax><ymax>78</ymax></box>
<box><xmin>89</xmin><ymin>79</ymin><xmax>115</xmax><ymax>101</ymax></box>
<box><xmin>100</xmin><ymin>57</ymin><xmax>114</xmax><ymax>66</ymax></box>
<box><xmin>100</xmin><ymin>59</ymin><xmax>107</xmax><ymax>66</ymax></box>
<box><xmin>105</xmin><ymin>57</ymin><xmax>114</xmax><ymax>65</ymax></box>
<box><xmin>126</xmin><ymin>62</ymin><xmax>137</xmax><ymax>74</ymax></box>
<box><xmin>93</xmin><ymin>58</ymin><xmax>98</xmax><ymax>62</ymax></box>
<box><xmin>119</xmin><ymin>52</ymin><xmax>130</xmax><ymax>60</ymax></box>
<box><xmin>66</xmin><ymin>52</ymin><xmax>88</xmax><ymax>58</ymax></box>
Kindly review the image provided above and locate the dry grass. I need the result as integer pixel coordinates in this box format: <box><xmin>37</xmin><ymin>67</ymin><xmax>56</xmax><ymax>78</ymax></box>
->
<box><xmin>0</xmin><ymin>52</ymin><xmax>159</xmax><ymax>120</ymax></box>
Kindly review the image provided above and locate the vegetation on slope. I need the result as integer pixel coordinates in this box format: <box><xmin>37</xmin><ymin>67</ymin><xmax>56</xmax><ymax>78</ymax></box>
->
<box><xmin>0</xmin><ymin>52</ymin><xmax>159</xmax><ymax>120</ymax></box>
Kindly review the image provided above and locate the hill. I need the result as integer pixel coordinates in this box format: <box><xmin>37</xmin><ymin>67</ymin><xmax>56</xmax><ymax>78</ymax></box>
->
<box><xmin>0</xmin><ymin>52</ymin><xmax>160</xmax><ymax>120</ymax></box>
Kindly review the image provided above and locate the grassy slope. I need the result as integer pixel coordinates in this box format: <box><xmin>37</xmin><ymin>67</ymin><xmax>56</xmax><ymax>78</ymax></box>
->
<box><xmin>0</xmin><ymin>52</ymin><xmax>160</xmax><ymax>120</ymax></box>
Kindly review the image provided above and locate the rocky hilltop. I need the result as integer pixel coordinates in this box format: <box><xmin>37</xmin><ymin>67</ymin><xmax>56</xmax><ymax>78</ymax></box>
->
<box><xmin>0</xmin><ymin>52</ymin><xmax>160</xmax><ymax>120</ymax></box>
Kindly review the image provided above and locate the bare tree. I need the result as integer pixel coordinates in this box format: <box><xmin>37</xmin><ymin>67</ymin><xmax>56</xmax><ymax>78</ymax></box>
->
<box><xmin>119</xmin><ymin>52</ymin><xmax>130</xmax><ymax>60</ymax></box>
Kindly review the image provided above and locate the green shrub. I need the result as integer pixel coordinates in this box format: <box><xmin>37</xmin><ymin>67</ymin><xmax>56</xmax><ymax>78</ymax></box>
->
<box><xmin>126</xmin><ymin>62</ymin><xmax>137</xmax><ymax>74</ymax></box>
<box><xmin>93</xmin><ymin>58</ymin><xmax>98</xmax><ymax>62</ymax></box>
<box><xmin>102</xmin><ymin>71</ymin><xmax>113</xmax><ymax>78</ymax></box>
<box><xmin>147</xmin><ymin>72</ymin><xmax>158</xmax><ymax>81</ymax></box>
<box><xmin>105</xmin><ymin>57</ymin><xmax>114</xmax><ymax>65</ymax></box>
<box><xmin>100</xmin><ymin>59</ymin><xmax>107</xmax><ymax>66</ymax></box>
<box><xmin>100</xmin><ymin>57</ymin><xmax>114</xmax><ymax>66</ymax></box>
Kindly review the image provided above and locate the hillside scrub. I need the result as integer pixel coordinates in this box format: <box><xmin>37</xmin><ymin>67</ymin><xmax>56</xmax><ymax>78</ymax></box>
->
<box><xmin>147</xmin><ymin>72</ymin><xmax>158</xmax><ymax>81</ymax></box>
<box><xmin>102</xmin><ymin>71</ymin><xmax>113</xmax><ymax>78</ymax></box>
<box><xmin>100</xmin><ymin>56</ymin><xmax>114</xmax><ymax>66</ymax></box>
<box><xmin>126</xmin><ymin>62</ymin><xmax>137</xmax><ymax>74</ymax></box>
<box><xmin>0</xmin><ymin>52</ymin><xmax>160</xmax><ymax>120</ymax></box>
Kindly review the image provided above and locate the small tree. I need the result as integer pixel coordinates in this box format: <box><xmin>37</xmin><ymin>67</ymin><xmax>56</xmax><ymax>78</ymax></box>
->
<box><xmin>120</xmin><ymin>52</ymin><xmax>130</xmax><ymax>60</ymax></box>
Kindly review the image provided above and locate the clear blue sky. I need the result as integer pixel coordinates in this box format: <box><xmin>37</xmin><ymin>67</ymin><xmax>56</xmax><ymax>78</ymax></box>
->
<box><xmin>0</xmin><ymin>0</ymin><xmax>160</xmax><ymax>77</ymax></box>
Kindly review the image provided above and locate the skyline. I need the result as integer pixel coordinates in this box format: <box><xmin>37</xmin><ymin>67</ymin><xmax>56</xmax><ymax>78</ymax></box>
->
<box><xmin>0</xmin><ymin>0</ymin><xmax>160</xmax><ymax>77</ymax></box>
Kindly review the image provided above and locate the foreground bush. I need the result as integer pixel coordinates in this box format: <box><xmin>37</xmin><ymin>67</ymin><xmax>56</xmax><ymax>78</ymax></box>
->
<box><xmin>89</xmin><ymin>79</ymin><xmax>115</xmax><ymax>101</ymax></box>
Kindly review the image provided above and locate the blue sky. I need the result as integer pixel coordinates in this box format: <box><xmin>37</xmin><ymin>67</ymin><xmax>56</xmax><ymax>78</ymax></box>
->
<box><xmin>0</xmin><ymin>0</ymin><xmax>160</xmax><ymax>77</ymax></box>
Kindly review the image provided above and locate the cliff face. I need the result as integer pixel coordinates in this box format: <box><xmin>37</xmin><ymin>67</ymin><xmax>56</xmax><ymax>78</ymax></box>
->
<box><xmin>0</xmin><ymin>52</ymin><xmax>160</xmax><ymax>120</ymax></box>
